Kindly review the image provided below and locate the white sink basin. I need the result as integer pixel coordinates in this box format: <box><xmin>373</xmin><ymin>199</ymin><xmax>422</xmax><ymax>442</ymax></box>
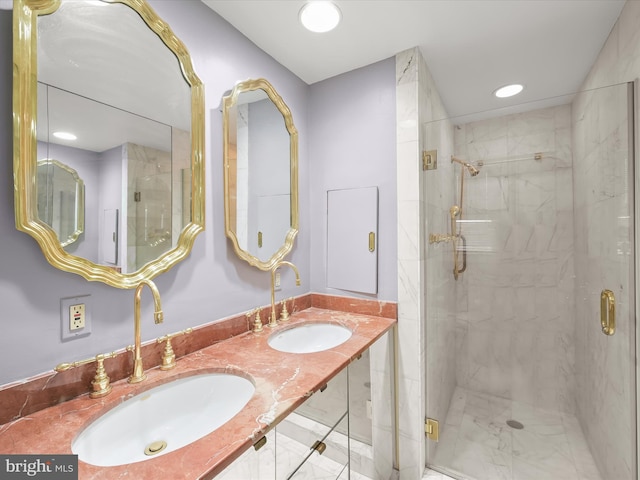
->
<box><xmin>268</xmin><ymin>322</ymin><xmax>352</xmax><ymax>354</ymax></box>
<box><xmin>72</xmin><ymin>373</ymin><xmax>254</xmax><ymax>467</ymax></box>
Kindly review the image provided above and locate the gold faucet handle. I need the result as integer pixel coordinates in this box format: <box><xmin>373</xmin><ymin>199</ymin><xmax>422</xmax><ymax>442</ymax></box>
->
<box><xmin>156</xmin><ymin>328</ymin><xmax>193</xmax><ymax>371</ymax></box>
<box><xmin>55</xmin><ymin>351</ymin><xmax>117</xmax><ymax>398</ymax></box>
<box><xmin>252</xmin><ymin>309</ymin><xmax>264</xmax><ymax>333</ymax></box>
<box><xmin>279</xmin><ymin>299</ymin><xmax>290</xmax><ymax>322</ymax></box>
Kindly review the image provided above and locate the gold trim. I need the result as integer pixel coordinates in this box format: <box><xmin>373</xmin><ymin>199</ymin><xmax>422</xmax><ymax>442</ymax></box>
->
<box><xmin>425</xmin><ymin>417</ymin><xmax>439</xmax><ymax>441</ymax></box>
<box><xmin>222</xmin><ymin>78</ymin><xmax>299</xmax><ymax>271</ymax></box>
<box><xmin>13</xmin><ymin>0</ymin><xmax>205</xmax><ymax>289</ymax></box>
<box><xmin>422</xmin><ymin>149</ymin><xmax>437</xmax><ymax>170</ymax></box>
<box><xmin>253</xmin><ymin>436</ymin><xmax>267</xmax><ymax>451</ymax></box>
<box><xmin>601</xmin><ymin>289</ymin><xmax>616</xmax><ymax>336</ymax></box>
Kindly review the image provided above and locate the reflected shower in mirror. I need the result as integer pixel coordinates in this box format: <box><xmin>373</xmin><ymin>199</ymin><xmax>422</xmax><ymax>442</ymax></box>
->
<box><xmin>37</xmin><ymin>82</ymin><xmax>190</xmax><ymax>272</ymax></box>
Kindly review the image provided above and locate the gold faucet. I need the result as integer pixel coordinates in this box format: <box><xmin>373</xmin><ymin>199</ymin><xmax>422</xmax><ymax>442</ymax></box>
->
<box><xmin>269</xmin><ymin>261</ymin><xmax>301</xmax><ymax>327</ymax></box>
<box><xmin>128</xmin><ymin>280</ymin><xmax>163</xmax><ymax>384</ymax></box>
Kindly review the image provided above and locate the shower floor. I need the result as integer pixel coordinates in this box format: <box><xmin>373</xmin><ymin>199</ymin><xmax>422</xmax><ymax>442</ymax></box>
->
<box><xmin>427</xmin><ymin>387</ymin><xmax>602</xmax><ymax>480</ymax></box>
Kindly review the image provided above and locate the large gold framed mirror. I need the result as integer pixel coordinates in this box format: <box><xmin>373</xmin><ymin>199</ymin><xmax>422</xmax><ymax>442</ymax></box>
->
<box><xmin>13</xmin><ymin>0</ymin><xmax>205</xmax><ymax>289</ymax></box>
<box><xmin>222</xmin><ymin>78</ymin><xmax>299</xmax><ymax>271</ymax></box>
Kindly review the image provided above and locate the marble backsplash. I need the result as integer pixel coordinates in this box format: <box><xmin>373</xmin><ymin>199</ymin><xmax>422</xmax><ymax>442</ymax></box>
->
<box><xmin>0</xmin><ymin>293</ymin><xmax>396</xmax><ymax>426</ymax></box>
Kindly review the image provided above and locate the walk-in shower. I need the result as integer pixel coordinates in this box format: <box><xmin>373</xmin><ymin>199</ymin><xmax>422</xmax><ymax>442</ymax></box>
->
<box><xmin>423</xmin><ymin>82</ymin><xmax>637</xmax><ymax>480</ymax></box>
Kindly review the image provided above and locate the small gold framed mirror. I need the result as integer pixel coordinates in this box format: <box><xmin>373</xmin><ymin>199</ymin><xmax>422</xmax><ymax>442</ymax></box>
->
<box><xmin>222</xmin><ymin>78</ymin><xmax>299</xmax><ymax>271</ymax></box>
<box><xmin>13</xmin><ymin>0</ymin><xmax>205</xmax><ymax>289</ymax></box>
<box><xmin>37</xmin><ymin>159</ymin><xmax>85</xmax><ymax>248</ymax></box>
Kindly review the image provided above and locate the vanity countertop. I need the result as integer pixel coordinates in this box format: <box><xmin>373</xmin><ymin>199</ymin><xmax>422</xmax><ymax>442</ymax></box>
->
<box><xmin>0</xmin><ymin>307</ymin><xmax>395</xmax><ymax>479</ymax></box>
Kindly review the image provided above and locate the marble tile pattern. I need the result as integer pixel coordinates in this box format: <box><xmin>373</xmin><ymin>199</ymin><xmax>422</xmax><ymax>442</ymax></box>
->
<box><xmin>0</xmin><ymin>307</ymin><xmax>395</xmax><ymax>479</ymax></box>
<box><xmin>171</xmin><ymin>127</ymin><xmax>191</xmax><ymax>236</ymax></box>
<box><xmin>572</xmin><ymin>50</ymin><xmax>636</xmax><ymax>480</ymax></box>
<box><xmin>125</xmin><ymin>142</ymin><xmax>174</xmax><ymax>271</ymax></box>
<box><xmin>369</xmin><ymin>331</ymin><xmax>396</xmax><ymax>479</ymax></box>
<box><xmin>452</xmin><ymin>105</ymin><xmax>576</xmax><ymax>415</ymax></box>
<box><xmin>431</xmin><ymin>387</ymin><xmax>602</xmax><ymax>480</ymax></box>
<box><xmin>396</xmin><ymin>46</ymin><xmax>456</xmax><ymax>479</ymax></box>
<box><xmin>569</xmin><ymin>2</ymin><xmax>640</xmax><ymax>478</ymax></box>
<box><xmin>423</xmin><ymin>469</ymin><xmax>457</xmax><ymax>480</ymax></box>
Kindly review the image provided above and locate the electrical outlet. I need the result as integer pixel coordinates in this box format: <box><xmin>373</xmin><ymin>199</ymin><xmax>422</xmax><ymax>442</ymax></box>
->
<box><xmin>275</xmin><ymin>272</ymin><xmax>281</xmax><ymax>290</ymax></box>
<box><xmin>61</xmin><ymin>295</ymin><xmax>91</xmax><ymax>341</ymax></box>
<box><xmin>69</xmin><ymin>304</ymin><xmax>85</xmax><ymax>330</ymax></box>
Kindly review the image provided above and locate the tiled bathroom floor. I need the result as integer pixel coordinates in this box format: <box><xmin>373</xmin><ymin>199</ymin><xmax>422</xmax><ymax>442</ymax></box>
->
<box><xmin>427</xmin><ymin>387</ymin><xmax>603</xmax><ymax>480</ymax></box>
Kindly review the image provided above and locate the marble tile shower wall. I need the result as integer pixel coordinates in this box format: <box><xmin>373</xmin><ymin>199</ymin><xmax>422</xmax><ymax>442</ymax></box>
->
<box><xmin>125</xmin><ymin>142</ymin><xmax>172</xmax><ymax>272</ymax></box>
<box><xmin>569</xmin><ymin>1</ymin><xmax>640</xmax><ymax>478</ymax></box>
<box><xmin>452</xmin><ymin>105</ymin><xmax>577</xmax><ymax>414</ymax></box>
<box><xmin>396</xmin><ymin>46</ymin><xmax>457</xmax><ymax>477</ymax></box>
<box><xmin>572</xmin><ymin>82</ymin><xmax>634</xmax><ymax>480</ymax></box>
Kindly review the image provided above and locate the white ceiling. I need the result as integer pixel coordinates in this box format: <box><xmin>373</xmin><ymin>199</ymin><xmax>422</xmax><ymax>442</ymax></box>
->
<box><xmin>202</xmin><ymin>0</ymin><xmax>625</xmax><ymax>119</ymax></box>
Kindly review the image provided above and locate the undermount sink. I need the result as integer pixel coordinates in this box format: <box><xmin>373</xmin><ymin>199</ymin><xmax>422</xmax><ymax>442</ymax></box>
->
<box><xmin>72</xmin><ymin>372</ymin><xmax>254</xmax><ymax>467</ymax></box>
<box><xmin>268</xmin><ymin>322</ymin><xmax>352</xmax><ymax>354</ymax></box>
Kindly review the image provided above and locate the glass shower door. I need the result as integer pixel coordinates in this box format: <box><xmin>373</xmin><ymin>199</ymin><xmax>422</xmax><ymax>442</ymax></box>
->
<box><xmin>423</xmin><ymin>82</ymin><xmax>636</xmax><ymax>480</ymax></box>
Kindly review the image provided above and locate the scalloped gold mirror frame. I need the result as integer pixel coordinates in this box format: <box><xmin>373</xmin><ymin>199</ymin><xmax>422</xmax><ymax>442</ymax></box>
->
<box><xmin>222</xmin><ymin>78</ymin><xmax>299</xmax><ymax>271</ymax></box>
<box><xmin>13</xmin><ymin>0</ymin><xmax>205</xmax><ymax>289</ymax></box>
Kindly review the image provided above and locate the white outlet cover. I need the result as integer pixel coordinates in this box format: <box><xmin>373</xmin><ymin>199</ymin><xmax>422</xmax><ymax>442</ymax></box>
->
<box><xmin>61</xmin><ymin>295</ymin><xmax>92</xmax><ymax>341</ymax></box>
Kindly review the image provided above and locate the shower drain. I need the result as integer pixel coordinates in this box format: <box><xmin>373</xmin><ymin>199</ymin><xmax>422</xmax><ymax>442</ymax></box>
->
<box><xmin>506</xmin><ymin>420</ymin><xmax>524</xmax><ymax>430</ymax></box>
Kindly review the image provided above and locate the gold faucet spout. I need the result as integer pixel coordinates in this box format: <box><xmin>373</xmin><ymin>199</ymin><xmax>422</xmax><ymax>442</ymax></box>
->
<box><xmin>270</xmin><ymin>261</ymin><xmax>301</xmax><ymax>326</ymax></box>
<box><xmin>129</xmin><ymin>280</ymin><xmax>163</xmax><ymax>384</ymax></box>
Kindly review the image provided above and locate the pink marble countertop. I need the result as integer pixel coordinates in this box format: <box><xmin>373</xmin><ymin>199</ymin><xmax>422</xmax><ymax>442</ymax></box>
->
<box><xmin>0</xmin><ymin>307</ymin><xmax>395</xmax><ymax>479</ymax></box>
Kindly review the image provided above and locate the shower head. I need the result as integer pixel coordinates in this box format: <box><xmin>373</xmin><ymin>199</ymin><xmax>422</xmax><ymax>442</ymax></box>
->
<box><xmin>451</xmin><ymin>156</ymin><xmax>481</xmax><ymax>176</ymax></box>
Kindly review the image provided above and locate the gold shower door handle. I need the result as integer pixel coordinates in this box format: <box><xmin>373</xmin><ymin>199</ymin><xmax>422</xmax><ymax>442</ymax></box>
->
<box><xmin>600</xmin><ymin>289</ymin><xmax>615</xmax><ymax>336</ymax></box>
<box><xmin>369</xmin><ymin>232</ymin><xmax>376</xmax><ymax>252</ymax></box>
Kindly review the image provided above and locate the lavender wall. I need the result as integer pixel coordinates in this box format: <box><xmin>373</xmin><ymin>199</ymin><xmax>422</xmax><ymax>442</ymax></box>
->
<box><xmin>0</xmin><ymin>1</ymin><xmax>311</xmax><ymax>386</ymax></box>
<box><xmin>0</xmin><ymin>0</ymin><xmax>398</xmax><ymax>387</ymax></box>
<box><xmin>308</xmin><ymin>58</ymin><xmax>397</xmax><ymax>300</ymax></box>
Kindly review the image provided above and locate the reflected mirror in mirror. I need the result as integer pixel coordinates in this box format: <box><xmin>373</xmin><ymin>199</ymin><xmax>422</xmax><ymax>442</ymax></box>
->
<box><xmin>223</xmin><ymin>79</ymin><xmax>299</xmax><ymax>271</ymax></box>
<box><xmin>37</xmin><ymin>159</ymin><xmax>85</xmax><ymax>248</ymax></box>
<box><xmin>13</xmin><ymin>0</ymin><xmax>205</xmax><ymax>288</ymax></box>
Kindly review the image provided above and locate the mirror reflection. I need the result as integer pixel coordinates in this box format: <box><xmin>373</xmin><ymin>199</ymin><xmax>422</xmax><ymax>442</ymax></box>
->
<box><xmin>13</xmin><ymin>0</ymin><xmax>204</xmax><ymax>288</ymax></box>
<box><xmin>37</xmin><ymin>159</ymin><xmax>84</xmax><ymax>248</ymax></box>
<box><xmin>223</xmin><ymin>79</ymin><xmax>299</xmax><ymax>271</ymax></box>
<box><xmin>37</xmin><ymin>82</ymin><xmax>190</xmax><ymax>272</ymax></box>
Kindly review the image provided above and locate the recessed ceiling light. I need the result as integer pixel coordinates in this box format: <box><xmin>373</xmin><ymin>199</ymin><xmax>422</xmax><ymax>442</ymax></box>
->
<box><xmin>300</xmin><ymin>2</ymin><xmax>341</xmax><ymax>33</ymax></box>
<box><xmin>494</xmin><ymin>84</ymin><xmax>524</xmax><ymax>98</ymax></box>
<box><xmin>52</xmin><ymin>131</ymin><xmax>77</xmax><ymax>141</ymax></box>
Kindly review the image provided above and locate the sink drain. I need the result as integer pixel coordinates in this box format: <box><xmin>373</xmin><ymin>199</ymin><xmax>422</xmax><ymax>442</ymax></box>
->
<box><xmin>144</xmin><ymin>440</ymin><xmax>168</xmax><ymax>456</ymax></box>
